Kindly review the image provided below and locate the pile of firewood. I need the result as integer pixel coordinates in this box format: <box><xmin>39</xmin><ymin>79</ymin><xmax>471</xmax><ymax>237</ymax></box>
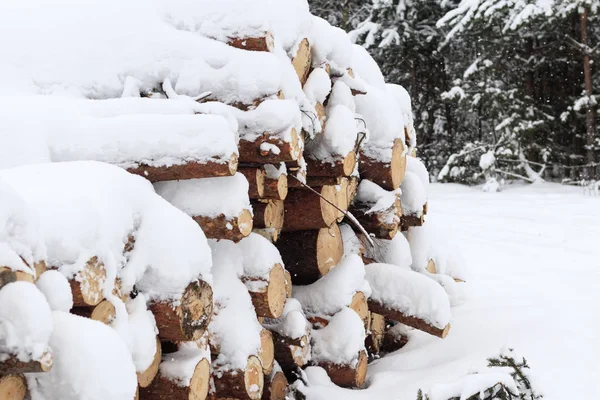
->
<box><xmin>0</xmin><ymin>10</ymin><xmax>462</xmax><ymax>400</ymax></box>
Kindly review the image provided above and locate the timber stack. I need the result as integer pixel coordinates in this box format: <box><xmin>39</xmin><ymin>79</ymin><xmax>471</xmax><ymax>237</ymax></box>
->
<box><xmin>0</xmin><ymin>2</ymin><xmax>464</xmax><ymax>400</ymax></box>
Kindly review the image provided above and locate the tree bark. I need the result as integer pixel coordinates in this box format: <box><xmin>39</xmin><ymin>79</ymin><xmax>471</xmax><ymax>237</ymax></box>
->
<box><xmin>193</xmin><ymin>209</ymin><xmax>253</xmax><ymax>242</ymax></box>
<box><xmin>580</xmin><ymin>7</ymin><xmax>597</xmax><ymax>177</ymax></box>
<box><xmin>127</xmin><ymin>155</ymin><xmax>238</xmax><ymax>182</ymax></box>
<box><xmin>227</xmin><ymin>32</ymin><xmax>274</xmax><ymax>52</ymax></box>
<box><xmin>368</xmin><ymin>300</ymin><xmax>450</xmax><ymax>339</ymax></box>
<box><xmin>251</xmin><ymin>200</ymin><xmax>284</xmax><ymax>230</ymax></box>
<box><xmin>282</xmin><ymin>186</ymin><xmax>339</xmax><ymax>231</ymax></box>
<box><xmin>317</xmin><ymin>350</ymin><xmax>368</xmax><ymax>388</ymax></box>
<box><xmin>212</xmin><ymin>355</ymin><xmax>264</xmax><ymax>400</ymax></box>
<box><xmin>139</xmin><ymin>357</ymin><xmax>210</xmax><ymax>400</ymax></box>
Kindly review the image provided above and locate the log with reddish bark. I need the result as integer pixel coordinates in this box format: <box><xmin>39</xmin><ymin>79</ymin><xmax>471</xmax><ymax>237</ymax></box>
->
<box><xmin>69</xmin><ymin>257</ymin><xmax>107</xmax><ymax>307</ymax></box>
<box><xmin>148</xmin><ymin>280</ymin><xmax>213</xmax><ymax>342</ymax></box>
<box><xmin>318</xmin><ymin>350</ymin><xmax>368</xmax><ymax>389</ymax></box>
<box><xmin>305</xmin><ymin>151</ymin><xmax>356</xmax><ymax>178</ymax></box>
<box><xmin>399</xmin><ymin>213</ymin><xmax>425</xmax><ymax>231</ymax></box>
<box><xmin>306</xmin><ymin>291</ymin><xmax>369</xmax><ymax>330</ymax></box>
<box><xmin>239</xmin><ymin>167</ymin><xmax>266</xmax><ymax>199</ymax></box>
<box><xmin>282</xmin><ymin>186</ymin><xmax>339</xmax><ymax>232</ymax></box>
<box><xmin>261</xmin><ymin>368</ymin><xmax>288</xmax><ymax>400</ymax></box>
<box><xmin>367</xmin><ymin>300</ymin><xmax>450</xmax><ymax>339</ymax></box>
<box><xmin>291</xmin><ymin>38</ymin><xmax>311</xmax><ymax>86</ymax></box>
<box><xmin>137</xmin><ymin>337</ymin><xmax>162</xmax><ymax>388</ymax></box>
<box><xmin>251</xmin><ymin>200</ymin><xmax>284</xmax><ymax>231</ymax></box>
<box><xmin>212</xmin><ymin>355</ymin><xmax>264</xmax><ymax>400</ymax></box>
<box><xmin>127</xmin><ymin>155</ymin><xmax>238</xmax><ymax>183</ymax></box>
<box><xmin>258</xmin><ymin>329</ymin><xmax>275</xmax><ymax>375</ymax></box>
<box><xmin>238</xmin><ymin>128</ymin><xmax>302</xmax><ymax>164</ymax></box>
<box><xmin>349</xmin><ymin>197</ymin><xmax>402</xmax><ymax>240</ymax></box>
<box><xmin>193</xmin><ymin>209</ymin><xmax>254</xmax><ymax>242</ymax></box>
<box><xmin>0</xmin><ymin>351</ymin><xmax>53</xmax><ymax>375</ymax></box>
<box><xmin>275</xmin><ymin>224</ymin><xmax>343</xmax><ymax>285</ymax></box>
<box><xmin>242</xmin><ymin>263</ymin><xmax>287</xmax><ymax>319</ymax></box>
<box><xmin>0</xmin><ymin>374</ymin><xmax>26</xmax><ymax>400</ymax></box>
<box><xmin>227</xmin><ymin>32</ymin><xmax>274</xmax><ymax>52</ymax></box>
<box><xmin>359</xmin><ymin>139</ymin><xmax>407</xmax><ymax>190</ymax></box>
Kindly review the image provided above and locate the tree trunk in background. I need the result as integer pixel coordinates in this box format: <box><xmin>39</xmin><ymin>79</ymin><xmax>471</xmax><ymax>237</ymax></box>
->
<box><xmin>580</xmin><ymin>7</ymin><xmax>597</xmax><ymax>178</ymax></box>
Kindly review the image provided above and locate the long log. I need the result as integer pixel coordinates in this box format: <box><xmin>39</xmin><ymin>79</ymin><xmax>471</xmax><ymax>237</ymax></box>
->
<box><xmin>259</xmin><ymin>329</ymin><xmax>275</xmax><ymax>375</ymax></box>
<box><xmin>359</xmin><ymin>139</ymin><xmax>406</xmax><ymax>190</ymax></box>
<box><xmin>318</xmin><ymin>350</ymin><xmax>368</xmax><ymax>388</ymax></box>
<box><xmin>0</xmin><ymin>351</ymin><xmax>53</xmax><ymax>375</ymax></box>
<box><xmin>243</xmin><ymin>263</ymin><xmax>287</xmax><ymax>319</ymax></box>
<box><xmin>139</xmin><ymin>357</ymin><xmax>210</xmax><ymax>400</ymax></box>
<box><xmin>367</xmin><ymin>300</ymin><xmax>450</xmax><ymax>339</ymax></box>
<box><xmin>275</xmin><ymin>224</ymin><xmax>343</xmax><ymax>285</ymax></box>
<box><xmin>261</xmin><ymin>369</ymin><xmax>288</xmax><ymax>400</ymax></box>
<box><xmin>262</xmin><ymin>171</ymin><xmax>288</xmax><ymax>201</ymax></box>
<box><xmin>193</xmin><ymin>209</ymin><xmax>254</xmax><ymax>242</ymax></box>
<box><xmin>127</xmin><ymin>155</ymin><xmax>238</xmax><ymax>182</ymax></box>
<box><xmin>283</xmin><ymin>270</ymin><xmax>292</xmax><ymax>298</ymax></box>
<box><xmin>148</xmin><ymin>280</ymin><xmax>213</xmax><ymax>342</ymax></box>
<box><xmin>227</xmin><ymin>32</ymin><xmax>274</xmax><ymax>52</ymax></box>
<box><xmin>213</xmin><ymin>355</ymin><xmax>264</xmax><ymax>400</ymax></box>
<box><xmin>251</xmin><ymin>200</ymin><xmax>284</xmax><ymax>230</ymax></box>
<box><xmin>69</xmin><ymin>257</ymin><xmax>107</xmax><ymax>307</ymax></box>
<box><xmin>305</xmin><ymin>151</ymin><xmax>356</xmax><ymax>178</ymax></box>
<box><xmin>282</xmin><ymin>186</ymin><xmax>339</xmax><ymax>231</ymax></box>
<box><xmin>239</xmin><ymin>167</ymin><xmax>266</xmax><ymax>199</ymax></box>
<box><xmin>238</xmin><ymin>128</ymin><xmax>301</xmax><ymax>164</ymax></box>
<box><xmin>292</xmin><ymin>38</ymin><xmax>311</xmax><ymax>86</ymax></box>
<box><xmin>0</xmin><ymin>375</ymin><xmax>26</xmax><ymax>400</ymax></box>
<box><xmin>137</xmin><ymin>337</ymin><xmax>161</xmax><ymax>388</ymax></box>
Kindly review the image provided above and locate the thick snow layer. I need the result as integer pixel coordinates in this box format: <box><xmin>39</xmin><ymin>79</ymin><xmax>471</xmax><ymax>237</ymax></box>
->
<box><xmin>303</xmin><ymin>68</ymin><xmax>331</xmax><ymax>105</ymax></box>
<box><xmin>160</xmin><ymin>341</ymin><xmax>210</xmax><ymax>387</ymax></box>
<box><xmin>365</xmin><ymin>234</ymin><xmax>413</xmax><ymax>270</ymax></box>
<box><xmin>0</xmin><ymin>161</ymin><xmax>212</xmax><ymax>301</ymax></box>
<box><xmin>365</xmin><ymin>263</ymin><xmax>451</xmax><ymax>329</ymax></box>
<box><xmin>263</xmin><ymin>298</ymin><xmax>309</xmax><ymax>341</ymax></box>
<box><xmin>28</xmin><ymin>311</ymin><xmax>137</xmax><ymax>400</ymax></box>
<box><xmin>354</xmin><ymin>180</ymin><xmax>400</xmax><ymax>213</ymax></box>
<box><xmin>0</xmin><ymin>179</ymin><xmax>46</xmax><ymax>273</ymax></box>
<box><xmin>293</xmin><ymin>255</ymin><xmax>367</xmax><ymax>319</ymax></box>
<box><xmin>306</xmin><ymin>105</ymin><xmax>358</xmax><ymax>162</ymax></box>
<box><xmin>0</xmin><ymin>282</ymin><xmax>53</xmax><ymax>362</ymax></box>
<box><xmin>36</xmin><ymin>270</ymin><xmax>73</xmax><ymax>312</ymax></box>
<box><xmin>400</xmin><ymin>172</ymin><xmax>427</xmax><ymax>215</ymax></box>
<box><xmin>236</xmin><ymin>234</ymin><xmax>283</xmax><ymax>279</ymax></box>
<box><xmin>349</xmin><ymin>45</ymin><xmax>386</xmax><ymax>91</ymax></box>
<box><xmin>327</xmin><ymin>81</ymin><xmax>356</xmax><ymax>114</ymax></box>
<box><xmin>310</xmin><ymin>308</ymin><xmax>365</xmax><ymax>365</ymax></box>
<box><xmin>385</xmin><ymin>83</ymin><xmax>416</xmax><ymax>150</ymax></box>
<box><xmin>48</xmin><ymin>114</ymin><xmax>237</xmax><ymax>169</ymax></box>
<box><xmin>155</xmin><ymin>173</ymin><xmax>251</xmax><ymax>219</ymax></box>
<box><xmin>406</xmin><ymin>157</ymin><xmax>430</xmax><ymax>195</ymax></box>
<box><xmin>123</xmin><ymin>294</ymin><xmax>158</xmax><ymax>373</ymax></box>
<box><xmin>237</xmin><ymin>99</ymin><xmax>302</xmax><ymax>142</ymax></box>
<box><xmin>208</xmin><ymin>240</ymin><xmax>262</xmax><ymax>370</ymax></box>
<box><xmin>309</xmin><ymin>17</ymin><xmax>353</xmax><ymax>72</ymax></box>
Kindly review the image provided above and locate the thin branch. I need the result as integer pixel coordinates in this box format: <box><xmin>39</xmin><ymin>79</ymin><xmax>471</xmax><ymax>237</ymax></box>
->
<box><xmin>493</xmin><ymin>169</ymin><xmax>534</xmax><ymax>183</ymax></box>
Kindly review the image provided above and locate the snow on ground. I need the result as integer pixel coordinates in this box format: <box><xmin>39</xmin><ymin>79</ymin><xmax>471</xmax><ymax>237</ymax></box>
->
<box><xmin>305</xmin><ymin>182</ymin><xmax>600</xmax><ymax>399</ymax></box>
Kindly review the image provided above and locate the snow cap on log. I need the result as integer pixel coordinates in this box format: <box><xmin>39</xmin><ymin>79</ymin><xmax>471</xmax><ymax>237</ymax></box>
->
<box><xmin>364</xmin><ymin>234</ymin><xmax>413</xmax><ymax>270</ymax></box>
<box><xmin>35</xmin><ymin>270</ymin><xmax>73</xmax><ymax>312</ymax></box>
<box><xmin>400</xmin><ymin>171</ymin><xmax>427</xmax><ymax>216</ymax></box>
<box><xmin>310</xmin><ymin>307</ymin><xmax>366</xmax><ymax>366</ymax></box>
<box><xmin>308</xmin><ymin>16</ymin><xmax>353</xmax><ymax>73</ymax></box>
<box><xmin>237</xmin><ymin>234</ymin><xmax>284</xmax><ymax>281</ymax></box>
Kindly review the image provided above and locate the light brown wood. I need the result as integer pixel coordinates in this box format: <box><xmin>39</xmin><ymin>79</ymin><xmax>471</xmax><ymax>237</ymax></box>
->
<box><xmin>149</xmin><ymin>280</ymin><xmax>213</xmax><ymax>342</ymax></box>
<box><xmin>244</xmin><ymin>264</ymin><xmax>287</xmax><ymax>319</ymax></box>
<box><xmin>261</xmin><ymin>370</ymin><xmax>287</xmax><ymax>400</ymax></box>
<box><xmin>137</xmin><ymin>337</ymin><xmax>161</xmax><ymax>388</ymax></box>
<box><xmin>227</xmin><ymin>32</ymin><xmax>274</xmax><ymax>52</ymax></box>
<box><xmin>0</xmin><ymin>267</ymin><xmax>17</xmax><ymax>290</ymax></box>
<box><xmin>283</xmin><ymin>270</ymin><xmax>292</xmax><ymax>298</ymax></box>
<box><xmin>349</xmin><ymin>196</ymin><xmax>402</xmax><ymax>240</ymax></box>
<box><xmin>71</xmin><ymin>300</ymin><xmax>116</xmax><ymax>324</ymax></box>
<box><xmin>319</xmin><ymin>350</ymin><xmax>368</xmax><ymax>388</ymax></box>
<box><xmin>380</xmin><ymin>327</ymin><xmax>409</xmax><ymax>354</ymax></box>
<box><xmin>368</xmin><ymin>300</ymin><xmax>450</xmax><ymax>339</ymax></box>
<box><xmin>359</xmin><ymin>139</ymin><xmax>407</xmax><ymax>190</ymax></box>
<box><xmin>251</xmin><ymin>200</ymin><xmax>284</xmax><ymax>230</ymax></box>
<box><xmin>213</xmin><ymin>355</ymin><xmax>264</xmax><ymax>400</ymax></box>
<box><xmin>193</xmin><ymin>209</ymin><xmax>253</xmax><ymax>242</ymax></box>
<box><xmin>0</xmin><ymin>351</ymin><xmax>53</xmax><ymax>375</ymax></box>
<box><xmin>14</xmin><ymin>271</ymin><xmax>34</xmax><ymax>283</ymax></box>
<box><xmin>34</xmin><ymin>260</ymin><xmax>48</xmax><ymax>280</ymax></box>
<box><xmin>275</xmin><ymin>224</ymin><xmax>343</xmax><ymax>285</ymax></box>
<box><xmin>262</xmin><ymin>173</ymin><xmax>288</xmax><ymax>201</ymax></box>
<box><xmin>399</xmin><ymin>213</ymin><xmax>425</xmax><ymax>231</ymax></box>
<box><xmin>140</xmin><ymin>356</ymin><xmax>210</xmax><ymax>400</ymax></box>
<box><xmin>0</xmin><ymin>375</ymin><xmax>26</xmax><ymax>400</ymax></box>
<box><xmin>334</xmin><ymin>177</ymin><xmax>351</xmax><ymax>222</ymax></box>
<box><xmin>305</xmin><ymin>151</ymin><xmax>356</xmax><ymax>178</ymax></box>
<box><xmin>239</xmin><ymin>167</ymin><xmax>266</xmax><ymax>199</ymax></box>
<box><xmin>292</xmin><ymin>38</ymin><xmax>311</xmax><ymax>86</ymax></box>
<box><xmin>426</xmin><ymin>259</ymin><xmax>436</xmax><ymax>274</ymax></box>
<box><xmin>365</xmin><ymin>312</ymin><xmax>386</xmax><ymax>355</ymax></box>
<box><xmin>239</xmin><ymin>128</ymin><xmax>301</xmax><ymax>164</ymax></box>
<box><xmin>70</xmin><ymin>257</ymin><xmax>106</xmax><ymax>307</ymax></box>
<box><xmin>127</xmin><ymin>155</ymin><xmax>238</xmax><ymax>182</ymax></box>
<box><xmin>349</xmin><ymin>291</ymin><xmax>370</xmax><ymax>329</ymax></box>
<box><xmin>282</xmin><ymin>186</ymin><xmax>339</xmax><ymax>231</ymax></box>
<box><xmin>259</xmin><ymin>329</ymin><xmax>275</xmax><ymax>375</ymax></box>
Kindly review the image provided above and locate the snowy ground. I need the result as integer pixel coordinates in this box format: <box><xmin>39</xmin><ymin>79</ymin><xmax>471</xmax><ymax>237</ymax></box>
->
<box><xmin>305</xmin><ymin>182</ymin><xmax>600</xmax><ymax>399</ymax></box>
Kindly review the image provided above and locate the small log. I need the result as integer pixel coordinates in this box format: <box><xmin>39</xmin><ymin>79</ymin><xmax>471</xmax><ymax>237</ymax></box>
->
<box><xmin>149</xmin><ymin>280</ymin><xmax>213</xmax><ymax>342</ymax></box>
<box><xmin>251</xmin><ymin>200</ymin><xmax>284</xmax><ymax>230</ymax></box>
<box><xmin>304</xmin><ymin>176</ymin><xmax>343</xmax><ymax>187</ymax></box>
<box><xmin>0</xmin><ymin>351</ymin><xmax>53</xmax><ymax>375</ymax></box>
<box><xmin>282</xmin><ymin>186</ymin><xmax>339</xmax><ymax>231</ymax></box>
<box><xmin>244</xmin><ymin>263</ymin><xmax>287</xmax><ymax>319</ymax></box>
<box><xmin>275</xmin><ymin>224</ymin><xmax>343</xmax><ymax>285</ymax></box>
<box><xmin>0</xmin><ymin>267</ymin><xmax>17</xmax><ymax>289</ymax></box>
<box><xmin>349</xmin><ymin>198</ymin><xmax>402</xmax><ymax>240</ymax></box>
<box><xmin>239</xmin><ymin>167</ymin><xmax>266</xmax><ymax>199</ymax></box>
<box><xmin>139</xmin><ymin>357</ymin><xmax>210</xmax><ymax>400</ymax></box>
<box><xmin>285</xmin><ymin>165</ymin><xmax>307</xmax><ymax>189</ymax></box>
<box><xmin>262</xmin><ymin>172</ymin><xmax>288</xmax><ymax>201</ymax></box>
<box><xmin>349</xmin><ymin>291</ymin><xmax>370</xmax><ymax>330</ymax></box>
<box><xmin>292</xmin><ymin>38</ymin><xmax>311</xmax><ymax>86</ymax></box>
<box><xmin>227</xmin><ymin>32</ymin><xmax>274</xmax><ymax>52</ymax></box>
<box><xmin>127</xmin><ymin>155</ymin><xmax>238</xmax><ymax>183</ymax></box>
<box><xmin>271</xmin><ymin>332</ymin><xmax>310</xmax><ymax>379</ymax></box>
<box><xmin>318</xmin><ymin>350</ymin><xmax>368</xmax><ymax>388</ymax></box>
<box><xmin>137</xmin><ymin>336</ymin><xmax>161</xmax><ymax>388</ymax></box>
<box><xmin>0</xmin><ymin>375</ymin><xmax>26</xmax><ymax>400</ymax></box>
<box><xmin>71</xmin><ymin>300</ymin><xmax>116</xmax><ymax>324</ymax></box>
<box><xmin>261</xmin><ymin>369</ymin><xmax>288</xmax><ymax>400</ymax></box>
<box><xmin>365</xmin><ymin>312</ymin><xmax>385</xmax><ymax>355</ymax></box>
<box><xmin>283</xmin><ymin>270</ymin><xmax>292</xmax><ymax>298</ymax></box>
<box><xmin>238</xmin><ymin>128</ymin><xmax>301</xmax><ymax>164</ymax></box>
<box><xmin>359</xmin><ymin>139</ymin><xmax>406</xmax><ymax>190</ymax></box>
<box><xmin>305</xmin><ymin>151</ymin><xmax>356</xmax><ymax>178</ymax></box>
<box><xmin>213</xmin><ymin>355</ymin><xmax>264</xmax><ymax>400</ymax></box>
<box><xmin>399</xmin><ymin>213</ymin><xmax>425</xmax><ymax>231</ymax></box>
<box><xmin>70</xmin><ymin>257</ymin><xmax>107</xmax><ymax>307</ymax></box>
<box><xmin>367</xmin><ymin>300</ymin><xmax>450</xmax><ymax>339</ymax></box>
<box><xmin>193</xmin><ymin>209</ymin><xmax>254</xmax><ymax>242</ymax></box>
<box><xmin>259</xmin><ymin>329</ymin><xmax>275</xmax><ymax>375</ymax></box>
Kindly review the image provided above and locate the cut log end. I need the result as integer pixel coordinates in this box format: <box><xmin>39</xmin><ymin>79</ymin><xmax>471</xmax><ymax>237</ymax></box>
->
<box><xmin>368</xmin><ymin>300</ymin><xmax>450</xmax><ymax>339</ymax></box>
<box><xmin>259</xmin><ymin>329</ymin><xmax>275</xmax><ymax>375</ymax></box>
<box><xmin>305</xmin><ymin>151</ymin><xmax>356</xmax><ymax>178</ymax></box>
<box><xmin>262</xmin><ymin>370</ymin><xmax>288</xmax><ymax>400</ymax></box>
<box><xmin>283</xmin><ymin>270</ymin><xmax>292</xmax><ymax>298</ymax></box>
<box><xmin>247</xmin><ymin>264</ymin><xmax>287</xmax><ymax>319</ymax></box>
<box><xmin>194</xmin><ymin>209</ymin><xmax>253</xmax><ymax>242</ymax></box>
<box><xmin>349</xmin><ymin>291</ymin><xmax>370</xmax><ymax>330</ymax></box>
<box><xmin>227</xmin><ymin>32</ymin><xmax>274</xmax><ymax>52</ymax></box>
<box><xmin>137</xmin><ymin>336</ymin><xmax>161</xmax><ymax>388</ymax></box>
<box><xmin>190</xmin><ymin>358</ymin><xmax>211</xmax><ymax>400</ymax></box>
<box><xmin>316</xmin><ymin>225</ymin><xmax>344</xmax><ymax>277</ymax></box>
<box><xmin>251</xmin><ymin>200</ymin><xmax>284</xmax><ymax>230</ymax></box>
<box><xmin>0</xmin><ymin>375</ymin><xmax>26</xmax><ymax>400</ymax></box>
<box><xmin>127</xmin><ymin>155</ymin><xmax>238</xmax><ymax>182</ymax></box>
<box><xmin>360</xmin><ymin>139</ymin><xmax>406</xmax><ymax>190</ymax></box>
<box><xmin>263</xmin><ymin>174</ymin><xmax>288</xmax><ymax>201</ymax></box>
<box><xmin>292</xmin><ymin>38</ymin><xmax>311</xmax><ymax>86</ymax></box>
<box><xmin>140</xmin><ymin>356</ymin><xmax>210</xmax><ymax>400</ymax></box>
<box><xmin>320</xmin><ymin>350</ymin><xmax>368</xmax><ymax>388</ymax></box>
<box><xmin>426</xmin><ymin>259</ymin><xmax>436</xmax><ymax>274</ymax></box>
<box><xmin>214</xmin><ymin>355</ymin><xmax>264</xmax><ymax>400</ymax></box>
<box><xmin>70</xmin><ymin>257</ymin><xmax>107</xmax><ymax>307</ymax></box>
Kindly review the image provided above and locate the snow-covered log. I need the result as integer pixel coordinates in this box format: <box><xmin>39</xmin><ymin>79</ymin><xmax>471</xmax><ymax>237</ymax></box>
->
<box><xmin>68</xmin><ymin>257</ymin><xmax>106</xmax><ymax>307</ymax></box>
<box><xmin>213</xmin><ymin>355</ymin><xmax>264</xmax><ymax>400</ymax></box>
<box><xmin>365</xmin><ymin>312</ymin><xmax>385</xmax><ymax>355</ymax></box>
<box><xmin>262</xmin><ymin>364</ymin><xmax>288</xmax><ymax>400</ymax></box>
<box><xmin>251</xmin><ymin>200</ymin><xmax>285</xmax><ymax>231</ymax></box>
<box><xmin>253</xmin><ymin>228</ymin><xmax>281</xmax><ymax>244</ymax></box>
<box><xmin>148</xmin><ymin>280</ymin><xmax>213</xmax><ymax>342</ymax></box>
<box><xmin>291</xmin><ymin>38</ymin><xmax>312</xmax><ymax>86</ymax></box>
<box><xmin>380</xmin><ymin>324</ymin><xmax>409</xmax><ymax>354</ymax></box>
<box><xmin>241</xmin><ymin>164</ymin><xmax>288</xmax><ymax>200</ymax></box>
<box><xmin>365</xmin><ymin>263</ymin><xmax>451</xmax><ymax>339</ymax></box>
<box><xmin>359</xmin><ymin>138</ymin><xmax>406</xmax><ymax>190</ymax></box>
<box><xmin>139</xmin><ymin>342</ymin><xmax>210</xmax><ymax>400</ymax></box>
<box><xmin>259</xmin><ymin>328</ymin><xmax>275</xmax><ymax>375</ymax></box>
<box><xmin>154</xmin><ymin>174</ymin><xmax>253</xmax><ymax>242</ymax></box>
<box><xmin>292</xmin><ymin>255</ymin><xmax>370</xmax><ymax>329</ymax></box>
<box><xmin>0</xmin><ymin>374</ymin><xmax>26</xmax><ymax>400</ymax></box>
<box><xmin>71</xmin><ymin>300</ymin><xmax>115</xmax><ymax>324</ymax></box>
<box><xmin>399</xmin><ymin>171</ymin><xmax>427</xmax><ymax>231</ymax></box>
<box><xmin>237</xmin><ymin>234</ymin><xmax>287</xmax><ymax>319</ymax></box>
<box><xmin>137</xmin><ymin>337</ymin><xmax>161</xmax><ymax>389</ymax></box>
<box><xmin>239</xmin><ymin>128</ymin><xmax>302</xmax><ymax>164</ymax></box>
<box><xmin>310</xmin><ymin>308</ymin><xmax>367</xmax><ymax>388</ymax></box>
<box><xmin>227</xmin><ymin>32</ymin><xmax>275</xmax><ymax>52</ymax></box>
<box><xmin>275</xmin><ymin>225</ymin><xmax>343</xmax><ymax>285</ymax></box>
<box><xmin>349</xmin><ymin>180</ymin><xmax>402</xmax><ymax>239</ymax></box>
<box><xmin>282</xmin><ymin>186</ymin><xmax>339</xmax><ymax>231</ymax></box>
<box><xmin>240</xmin><ymin>167</ymin><xmax>266</xmax><ymax>199</ymax></box>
